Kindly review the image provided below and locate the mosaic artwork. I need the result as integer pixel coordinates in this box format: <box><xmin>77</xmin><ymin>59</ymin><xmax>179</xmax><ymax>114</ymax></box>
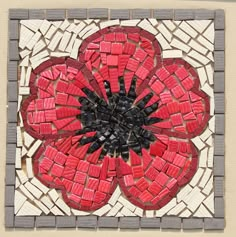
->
<box><xmin>6</xmin><ymin>9</ymin><xmax>225</xmax><ymax>229</ymax></box>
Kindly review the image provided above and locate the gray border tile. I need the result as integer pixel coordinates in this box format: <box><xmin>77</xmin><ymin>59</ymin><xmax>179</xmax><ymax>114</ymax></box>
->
<box><xmin>214</xmin><ymin>177</ymin><xmax>224</xmax><ymax>197</ymax></box>
<box><xmin>6</xmin><ymin>143</ymin><xmax>16</xmax><ymax>164</ymax></box>
<box><xmin>15</xmin><ymin>216</ymin><xmax>35</xmax><ymax>228</ymax></box>
<box><xmin>153</xmin><ymin>9</ymin><xmax>173</xmax><ymax>19</ymax></box>
<box><xmin>7</xmin><ymin>81</ymin><xmax>18</xmax><ymax>102</ymax></box>
<box><xmin>36</xmin><ymin>216</ymin><xmax>56</xmax><ymax>228</ymax></box>
<box><xmin>5</xmin><ymin>185</ymin><xmax>15</xmax><ymax>206</ymax></box>
<box><xmin>204</xmin><ymin>218</ymin><xmax>225</xmax><ymax>230</ymax></box>
<box><xmin>120</xmin><ymin>217</ymin><xmax>140</xmax><ymax>229</ymax></box>
<box><xmin>214</xmin><ymin>156</ymin><xmax>225</xmax><ymax>176</ymax></box>
<box><xmin>174</xmin><ymin>9</ymin><xmax>194</xmax><ymax>20</ymax></box>
<box><xmin>215</xmin><ymin>114</ymin><xmax>225</xmax><ymax>134</ymax></box>
<box><xmin>87</xmin><ymin>8</ymin><xmax>108</xmax><ymax>19</ymax></box>
<box><xmin>5</xmin><ymin>207</ymin><xmax>14</xmax><ymax>228</ymax></box>
<box><xmin>9</xmin><ymin>40</ymin><xmax>19</xmax><ymax>61</ymax></box>
<box><xmin>29</xmin><ymin>9</ymin><xmax>46</xmax><ymax>19</ymax></box>
<box><xmin>77</xmin><ymin>216</ymin><xmax>97</xmax><ymax>228</ymax></box>
<box><xmin>67</xmin><ymin>9</ymin><xmax>87</xmax><ymax>19</ymax></box>
<box><xmin>215</xmin><ymin>30</ymin><xmax>225</xmax><ymax>51</ymax></box>
<box><xmin>9</xmin><ymin>20</ymin><xmax>19</xmax><ymax>40</ymax></box>
<box><xmin>46</xmin><ymin>9</ymin><xmax>66</xmax><ymax>20</ymax></box>
<box><xmin>195</xmin><ymin>9</ymin><xmax>214</xmax><ymax>20</ymax></box>
<box><xmin>183</xmin><ymin>218</ymin><xmax>203</xmax><ymax>229</ymax></box>
<box><xmin>56</xmin><ymin>216</ymin><xmax>76</xmax><ymax>228</ymax></box>
<box><xmin>98</xmin><ymin>217</ymin><xmax>119</xmax><ymax>228</ymax></box>
<box><xmin>161</xmin><ymin>217</ymin><xmax>181</xmax><ymax>229</ymax></box>
<box><xmin>214</xmin><ymin>93</ymin><xmax>225</xmax><ymax>114</ymax></box>
<box><xmin>215</xmin><ymin>9</ymin><xmax>225</xmax><ymax>30</ymax></box>
<box><xmin>214</xmin><ymin>135</ymin><xmax>225</xmax><ymax>156</ymax></box>
<box><xmin>9</xmin><ymin>9</ymin><xmax>29</xmax><ymax>19</ymax></box>
<box><xmin>7</xmin><ymin>123</ymin><xmax>17</xmax><ymax>144</ymax></box>
<box><xmin>110</xmin><ymin>9</ymin><xmax>130</xmax><ymax>20</ymax></box>
<box><xmin>214</xmin><ymin>51</ymin><xmax>225</xmax><ymax>71</ymax></box>
<box><xmin>140</xmin><ymin>218</ymin><xmax>161</xmax><ymax>228</ymax></box>
<box><xmin>214</xmin><ymin>72</ymin><xmax>225</xmax><ymax>93</ymax></box>
<box><xmin>214</xmin><ymin>197</ymin><xmax>224</xmax><ymax>218</ymax></box>
<box><xmin>7</xmin><ymin>102</ymin><xmax>17</xmax><ymax>123</ymax></box>
<box><xmin>7</xmin><ymin>61</ymin><xmax>18</xmax><ymax>81</ymax></box>
<box><xmin>132</xmin><ymin>9</ymin><xmax>152</xmax><ymax>19</ymax></box>
<box><xmin>5</xmin><ymin>164</ymin><xmax>15</xmax><ymax>185</ymax></box>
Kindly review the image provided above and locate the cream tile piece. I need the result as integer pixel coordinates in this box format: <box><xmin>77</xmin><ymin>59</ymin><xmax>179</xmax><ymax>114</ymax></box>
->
<box><xmin>17</xmin><ymin>201</ymin><xmax>42</xmax><ymax>216</ymax></box>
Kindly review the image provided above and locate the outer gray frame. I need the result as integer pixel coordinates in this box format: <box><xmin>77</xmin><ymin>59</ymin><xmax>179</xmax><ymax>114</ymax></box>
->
<box><xmin>5</xmin><ymin>8</ymin><xmax>225</xmax><ymax>230</ymax></box>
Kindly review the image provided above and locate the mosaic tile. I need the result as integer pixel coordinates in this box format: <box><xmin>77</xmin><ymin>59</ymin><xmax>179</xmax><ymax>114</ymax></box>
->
<box><xmin>5</xmin><ymin>8</ymin><xmax>225</xmax><ymax>230</ymax></box>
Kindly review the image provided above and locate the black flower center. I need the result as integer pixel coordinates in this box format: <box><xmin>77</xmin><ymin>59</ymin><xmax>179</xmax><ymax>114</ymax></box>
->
<box><xmin>77</xmin><ymin>77</ymin><xmax>161</xmax><ymax>161</ymax></box>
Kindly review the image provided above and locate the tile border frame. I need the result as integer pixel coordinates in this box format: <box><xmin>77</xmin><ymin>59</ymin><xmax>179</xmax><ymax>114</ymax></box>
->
<box><xmin>5</xmin><ymin>8</ymin><xmax>225</xmax><ymax>230</ymax></box>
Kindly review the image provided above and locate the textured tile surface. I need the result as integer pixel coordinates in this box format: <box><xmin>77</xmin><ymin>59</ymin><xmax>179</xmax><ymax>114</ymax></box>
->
<box><xmin>110</xmin><ymin>9</ymin><xmax>130</xmax><ymax>20</ymax></box>
<box><xmin>29</xmin><ymin>9</ymin><xmax>45</xmax><ymax>19</ymax></box>
<box><xmin>77</xmin><ymin>216</ymin><xmax>97</xmax><ymax>228</ymax></box>
<box><xmin>46</xmin><ymin>9</ymin><xmax>66</xmax><ymax>20</ymax></box>
<box><xmin>153</xmin><ymin>9</ymin><xmax>173</xmax><ymax>19</ymax></box>
<box><xmin>183</xmin><ymin>218</ymin><xmax>203</xmax><ymax>229</ymax></box>
<box><xmin>204</xmin><ymin>218</ymin><xmax>224</xmax><ymax>230</ymax></box>
<box><xmin>132</xmin><ymin>9</ymin><xmax>152</xmax><ymax>19</ymax></box>
<box><xmin>67</xmin><ymin>9</ymin><xmax>87</xmax><ymax>19</ymax></box>
<box><xmin>15</xmin><ymin>216</ymin><xmax>35</xmax><ymax>228</ymax></box>
<box><xmin>57</xmin><ymin>216</ymin><xmax>76</xmax><ymax>228</ymax></box>
<box><xmin>88</xmin><ymin>8</ymin><xmax>108</xmax><ymax>19</ymax></box>
<box><xmin>36</xmin><ymin>216</ymin><xmax>56</xmax><ymax>227</ymax></box>
<box><xmin>9</xmin><ymin>9</ymin><xmax>29</xmax><ymax>19</ymax></box>
<box><xmin>120</xmin><ymin>217</ymin><xmax>140</xmax><ymax>229</ymax></box>
<box><xmin>161</xmin><ymin>217</ymin><xmax>181</xmax><ymax>229</ymax></box>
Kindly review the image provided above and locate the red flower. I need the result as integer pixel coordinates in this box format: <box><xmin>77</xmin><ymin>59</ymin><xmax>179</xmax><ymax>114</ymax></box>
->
<box><xmin>21</xmin><ymin>26</ymin><xmax>210</xmax><ymax>211</ymax></box>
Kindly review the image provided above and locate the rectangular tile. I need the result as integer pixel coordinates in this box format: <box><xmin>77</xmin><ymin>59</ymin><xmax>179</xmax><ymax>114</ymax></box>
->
<box><xmin>67</xmin><ymin>9</ymin><xmax>87</xmax><ymax>19</ymax></box>
<box><xmin>9</xmin><ymin>9</ymin><xmax>29</xmax><ymax>19</ymax></box>
<box><xmin>36</xmin><ymin>216</ymin><xmax>56</xmax><ymax>228</ymax></box>
<box><xmin>195</xmin><ymin>9</ymin><xmax>214</xmax><ymax>20</ymax></box>
<box><xmin>98</xmin><ymin>217</ymin><xmax>118</xmax><ymax>228</ymax></box>
<box><xmin>9</xmin><ymin>20</ymin><xmax>19</xmax><ymax>40</ymax></box>
<box><xmin>132</xmin><ymin>9</ymin><xmax>152</xmax><ymax>19</ymax></box>
<box><xmin>182</xmin><ymin>218</ymin><xmax>203</xmax><ymax>229</ymax></box>
<box><xmin>215</xmin><ymin>114</ymin><xmax>225</xmax><ymax>134</ymax></box>
<box><xmin>140</xmin><ymin>218</ymin><xmax>160</xmax><ymax>228</ymax></box>
<box><xmin>215</xmin><ymin>31</ymin><xmax>225</xmax><ymax>51</ymax></box>
<box><xmin>110</xmin><ymin>9</ymin><xmax>130</xmax><ymax>20</ymax></box>
<box><xmin>29</xmin><ymin>9</ymin><xmax>45</xmax><ymax>19</ymax></box>
<box><xmin>120</xmin><ymin>217</ymin><xmax>140</xmax><ymax>229</ymax></box>
<box><xmin>5</xmin><ymin>207</ymin><xmax>14</xmax><ymax>228</ymax></box>
<box><xmin>56</xmin><ymin>216</ymin><xmax>76</xmax><ymax>228</ymax></box>
<box><xmin>77</xmin><ymin>216</ymin><xmax>97</xmax><ymax>228</ymax></box>
<box><xmin>7</xmin><ymin>102</ymin><xmax>17</xmax><ymax>123</ymax></box>
<box><xmin>5</xmin><ymin>164</ymin><xmax>15</xmax><ymax>185</ymax></box>
<box><xmin>87</xmin><ymin>8</ymin><xmax>108</xmax><ymax>19</ymax></box>
<box><xmin>15</xmin><ymin>216</ymin><xmax>35</xmax><ymax>228</ymax></box>
<box><xmin>7</xmin><ymin>81</ymin><xmax>18</xmax><ymax>102</ymax></box>
<box><xmin>214</xmin><ymin>51</ymin><xmax>225</xmax><ymax>71</ymax></box>
<box><xmin>215</xmin><ymin>10</ymin><xmax>225</xmax><ymax>30</ymax></box>
<box><xmin>7</xmin><ymin>123</ymin><xmax>17</xmax><ymax>144</ymax></box>
<box><xmin>215</xmin><ymin>197</ymin><xmax>224</xmax><ymax>218</ymax></box>
<box><xmin>214</xmin><ymin>156</ymin><xmax>225</xmax><ymax>176</ymax></box>
<box><xmin>174</xmin><ymin>9</ymin><xmax>194</xmax><ymax>20</ymax></box>
<box><xmin>6</xmin><ymin>143</ymin><xmax>16</xmax><ymax>164</ymax></box>
<box><xmin>161</xmin><ymin>217</ymin><xmax>181</xmax><ymax>229</ymax></box>
<box><xmin>5</xmin><ymin>185</ymin><xmax>15</xmax><ymax>206</ymax></box>
<box><xmin>9</xmin><ymin>41</ymin><xmax>19</xmax><ymax>61</ymax></box>
<box><xmin>46</xmin><ymin>9</ymin><xmax>66</xmax><ymax>20</ymax></box>
<box><xmin>214</xmin><ymin>93</ymin><xmax>225</xmax><ymax>114</ymax></box>
<box><xmin>8</xmin><ymin>61</ymin><xmax>18</xmax><ymax>81</ymax></box>
<box><xmin>204</xmin><ymin>218</ymin><xmax>224</xmax><ymax>230</ymax></box>
<box><xmin>214</xmin><ymin>135</ymin><xmax>225</xmax><ymax>156</ymax></box>
<box><xmin>214</xmin><ymin>177</ymin><xmax>224</xmax><ymax>197</ymax></box>
<box><xmin>214</xmin><ymin>72</ymin><xmax>225</xmax><ymax>92</ymax></box>
<box><xmin>153</xmin><ymin>9</ymin><xmax>173</xmax><ymax>19</ymax></box>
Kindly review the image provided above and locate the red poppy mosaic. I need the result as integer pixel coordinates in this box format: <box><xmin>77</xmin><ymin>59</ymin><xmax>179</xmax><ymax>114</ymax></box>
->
<box><xmin>20</xmin><ymin>26</ymin><xmax>210</xmax><ymax>212</ymax></box>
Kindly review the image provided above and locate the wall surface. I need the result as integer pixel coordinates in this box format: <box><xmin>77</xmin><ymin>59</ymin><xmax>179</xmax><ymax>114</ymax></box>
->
<box><xmin>0</xmin><ymin>0</ymin><xmax>235</xmax><ymax>236</ymax></box>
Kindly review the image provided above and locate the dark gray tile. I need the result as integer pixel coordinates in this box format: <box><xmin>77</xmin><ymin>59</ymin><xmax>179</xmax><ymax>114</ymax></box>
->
<box><xmin>7</xmin><ymin>81</ymin><xmax>18</xmax><ymax>102</ymax></box>
<box><xmin>29</xmin><ymin>9</ymin><xmax>45</xmax><ymax>19</ymax></box>
<box><xmin>98</xmin><ymin>217</ymin><xmax>118</xmax><ymax>228</ymax></box>
<box><xmin>56</xmin><ymin>216</ymin><xmax>76</xmax><ymax>228</ymax></box>
<box><xmin>215</xmin><ymin>197</ymin><xmax>224</xmax><ymax>218</ymax></box>
<box><xmin>214</xmin><ymin>51</ymin><xmax>225</xmax><ymax>71</ymax></box>
<box><xmin>161</xmin><ymin>217</ymin><xmax>181</xmax><ymax>229</ymax></box>
<box><xmin>215</xmin><ymin>31</ymin><xmax>225</xmax><ymax>51</ymax></box>
<box><xmin>174</xmin><ymin>9</ymin><xmax>194</xmax><ymax>20</ymax></box>
<box><xmin>8</xmin><ymin>61</ymin><xmax>18</xmax><ymax>81</ymax></box>
<box><xmin>67</xmin><ymin>9</ymin><xmax>87</xmax><ymax>19</ymax></box>
<box><xmin>215</xmin><ymin>10</ymin><xmax>225</xmax><ymax>30</ymax></box>
<box><xmin>7</xmin><ymin>102</ymin><xmax>17</xmax><ymax>123</ymax></box>
<box><xmin>7</xmin><ymin>123</ymin><xmax>17</xmax><ymax>144</ymax></box>
<box><xmin>9</xmin><ymin>40</ymin><xmax>19</xmax><ymax>61</ymax></box>
<box><xmin>77</xmin><ymin>216</ymin><xmax>97</xmax><ymax>228</ymax></box>
<box><xmin>9</xmin><ymin>20</ymin><xmax>19</xmax><ymax>40</ymax></box>
<box><xmin>214</xmin><ymin>156</ymin><xmax>225</xmax><ymax>176</ymax></box>
<box><xmin>214</xmin><ymin>135</ymin><xmax>225</xmax><ymax>156</ymax></box>
<box><xmin>214</xmin><ymin>177</ymin><xmax>224</xmax><ymax>197</ymax></box>
<box><xmin>214</xmin><ymin>93</ymin><xmax>225</xmax><ymax>114</ymax></box>
<box><xmin>183</xmin><ymin>218</ymin><xmax>203</xmax><ymax>229</ymax></box>
<box><xmin>15</xmin><ymin>216</ymin><xmax>35</xmax><ymax>228</ymax></box>
<box><xmin>195</xmin><ymin>9</ymin><xmax>214</xmax><ymax>20</ymax></box>
<box><xmin>140</xmin><ymin>218</ymin><xmax>160</xmax><ymax>228</ymax></box>
<box><xmin>88</xmin><ymin>8</ymin><xmax>108</xmax><ymax>19</ymax></box>
<box><xmin>5</xmin><ymin>207</ymin><xmax>14</xmax><ymax>228</ymax></box>
<box><xmin>36</xmin><ymin>216</ymin><xmax>56</xmax><ymax>228</ymax></box>
<box><xmin>9</xmin><ymin>9</ymin><xmax>29</xmax><ymax>20</ymax></box>
<box><xmin>6</xmin><ymin>143</ymin><xmax>16</xmax><ymax>164</ymax></box>
<box><xmin>5</xmin><ymin>164</ymin><xmax>15</xmax><ymax>185</ymax></box>
<box><xmin>153</xmin><ymin>9</ymin><xmax>173</xmax><ymax>19</ymax></box>
<box><xmin>132</xmin><ymin>9</ymin><xmax>152</xmax><ymax>19</ymax></box>
<box><xmin>214</xmin><ymin>72</ymin><xmax>225</xmax><ymax>93</ymax></box>
<box><xmin>204</xmin><ymin>218</ymin><xmax>224</xmax><ymax>230</ymax></box>
<box><xmin>120</xmin><ymin>217</ymin><xmax>140</xmax><ymax>229</ymax></box>
<box><xmin>215</xmin><ymin>114</ymin><xmax>225</xmax><ymax>134</ymax></box>
<box><xmin>5</xmin><ymin>185</ymin><xmax>15</xmax><ymax>206</ymax></box>
<box><xmin>46</xmin><ymin>9</ymin><xmax>66</xmax><ymax>20</ymax></box>
<box><xmin>110</xmin><ymin>9</ymin><xmax>130</xmax><ymax>20</ymax></box>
